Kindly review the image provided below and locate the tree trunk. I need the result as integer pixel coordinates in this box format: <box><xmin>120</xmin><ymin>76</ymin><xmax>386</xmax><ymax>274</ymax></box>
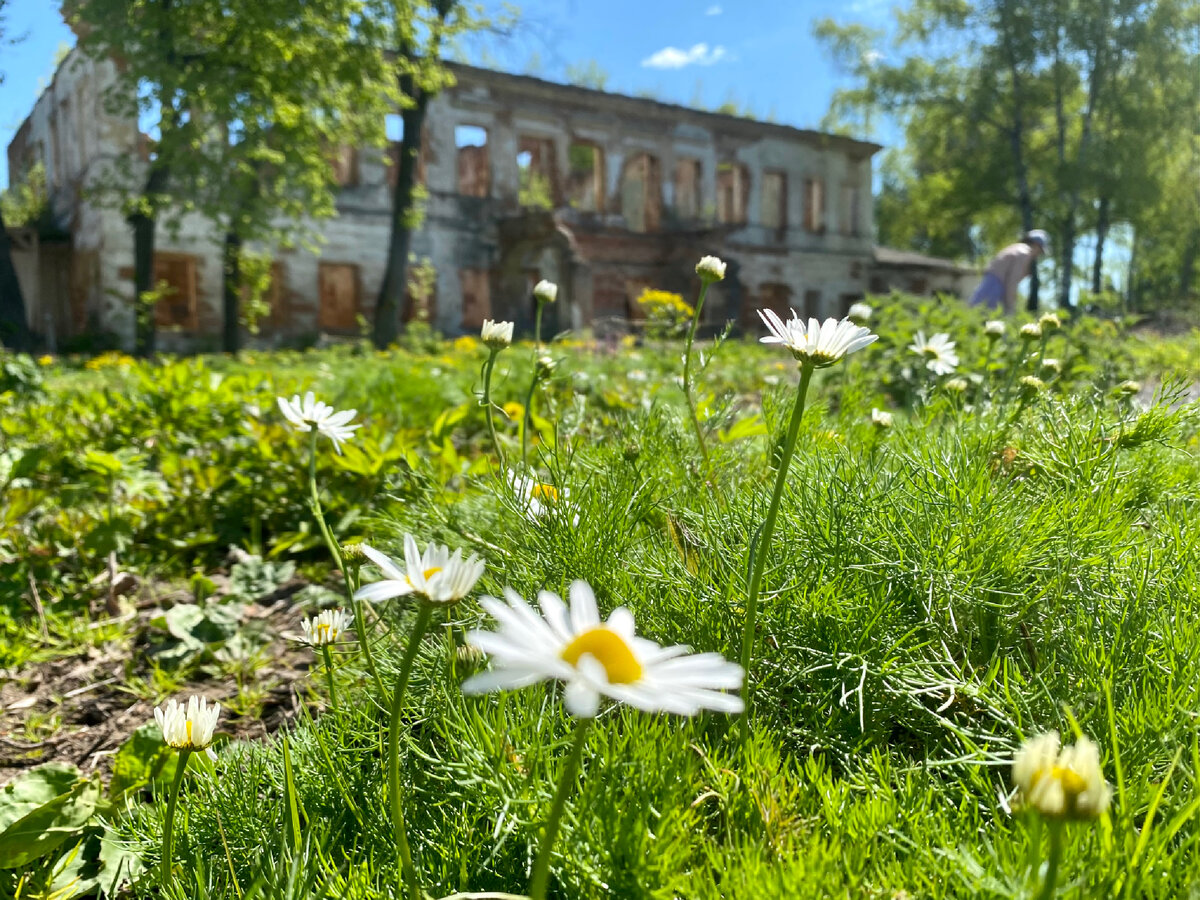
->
<box><xmin>1057</xmin><ymin>221</ymin><xmax>1076</xmax><ymax>313</ymax></box>
<box><xmin>222</xmin><ymin>230</ymin><xmax>242</xmax><ymax>354</ymax></box>
<box><xmin>1092</xmin><ymin>196</ymin><xmax>1109</xmax><ymax>295</ymax></box>
<box><xmin>129</xmin><ymin>164</ymin><xmax>169</xmax><ymax>357</ymax></box>
<box><xmin>0</xmin><ymin>204</ymin><xmax>33</xmax><ymax>351</ymax></box>
<box><xmin>999</xmin><ymin>0</ymin><xmax>1038</xmax><ymax>311</ymax></box>
<box><xmin>373</xmin><ymin>75</ymin><xmax>430</xmax><ymax>349</ymax></box>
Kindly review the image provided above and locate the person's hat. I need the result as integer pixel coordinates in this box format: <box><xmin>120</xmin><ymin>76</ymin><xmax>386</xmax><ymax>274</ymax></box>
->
<box><xmin>1026</xmin><ymin>230</ymin><xmax>1050</xmax><ymax>249</ymax></box>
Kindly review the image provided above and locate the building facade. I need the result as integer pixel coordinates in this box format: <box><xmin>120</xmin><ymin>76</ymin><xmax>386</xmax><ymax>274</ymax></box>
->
<box><xmin>6</xmin><ymin>48</ymin><xmax>973</xmax><ymax>351</ymax></box>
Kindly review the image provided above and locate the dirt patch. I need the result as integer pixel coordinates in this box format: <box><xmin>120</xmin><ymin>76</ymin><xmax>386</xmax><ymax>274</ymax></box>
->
<box><xmin>0</xmin><ymin>572</ymin><xmax>326</xmax><ymax>785</ymax></box>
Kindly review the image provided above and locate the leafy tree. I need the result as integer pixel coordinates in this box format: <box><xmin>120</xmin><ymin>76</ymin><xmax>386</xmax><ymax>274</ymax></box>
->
<box><xmin>178</xmin><ymin>1</ymin><xmax>392</xmax><ymax>353</ymax></box>
<box><xmin>369</xmin><ymin>0</ymin><xmax>509</xmax><ymax>348</ymax></box>
<box><xmin>815</xmin><ymin>0</ymin><xmax>1197</xmax><ymax>313</ymax></box>
<box><xmin>0</xmin><ymin>0</ymin><xmax>32</xmax><ymax>351</ymax></box>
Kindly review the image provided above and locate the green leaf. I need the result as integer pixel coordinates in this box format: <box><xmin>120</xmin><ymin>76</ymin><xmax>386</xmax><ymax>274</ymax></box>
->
<box><xmin>0</xmin><ymin>775</ymin><xmax>101</xmax><ymax>869</ymax></box>
<box><xmin>0</xmin><ymin>763</ymin><xmax>81</xmax><ymax>833</ymax></box>
<box><xmin>109</xmin><ymin>723</ymin><xmax>171</xmax><ymax>799</ymax></box>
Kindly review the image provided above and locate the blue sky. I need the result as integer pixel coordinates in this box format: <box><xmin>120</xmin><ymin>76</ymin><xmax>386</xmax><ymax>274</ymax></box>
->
<box><xmin>0</xmin><ymin>0</ymin><xmax>893</xmax><ymax>188</ymax></box>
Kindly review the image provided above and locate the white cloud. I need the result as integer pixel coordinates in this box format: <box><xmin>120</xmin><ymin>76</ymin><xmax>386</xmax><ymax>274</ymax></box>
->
<box><xmin>641</xmin><ymin>43</ymin><xmax>728</xmax><ymax>69</ymax></box>
<box><xmin>705</xmin><ymin>4</ymin><xmax>723</xmax><ymax>14</ymax></box>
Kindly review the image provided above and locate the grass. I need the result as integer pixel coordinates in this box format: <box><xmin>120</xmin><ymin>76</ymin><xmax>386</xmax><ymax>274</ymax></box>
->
<box><xmin>1</xmin><ymin>295</ymin><xmax>1198</xmax><ymax>898</ymax></box>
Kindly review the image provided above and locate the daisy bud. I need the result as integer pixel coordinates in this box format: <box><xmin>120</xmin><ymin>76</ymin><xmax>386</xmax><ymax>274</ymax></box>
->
<box><xmin>340</xmin><ymin>542</ymin><xmax>366</xmax><ymax>563</ymax></box>
<box><xmin>870</xmin><ymin>407</ymin><xmax>893</xmax><ymax>429</ymax></box>
<box><xmin>945</xmin><ymin>377</ymin><xmax>969</xmax><ymax>394</ymax></box>
<box><xmin>535</xmin><ymin>354</ymin><xmax>556</xmax><ymax>379</ymax></box>
<box><xmin>1019</xmin><ymin>375</ymin><xmax>1047</xmax><ymax>400</ymax></box>
<box><xmin>1012</xmin><ymin>731</ymin><xmax>1111</xmax><ymax>821</ymax></box>
<box><xmin>1115</xmin><ymin>380</ymin><xmax>1141</xmax><ymax>396</ymax></box>
<box><xmin>695</xmin><ymin>255</ymin><xmax>727</xmax><ymax>283</ymax></box>
<box><xmin>533</xmin><ymin>280</ymin><xmax>558</xmax><ymax>304</ymax></box>
<box><xmin>1038</xmin><ymin>312</ymin><xmax>1062</xmax><ymax>331</ymax></box>
<box><xmin>1020</xmin><ymin>322</ymin><xmax>1042</xmax><ymax>342</ymax></box>
<box><xmin>985</xmin><ymin>320</ymin><xmax>1006</xmax><ymax>339</ymax></box>
<box><xmin>481</xmin><ymin>319</ymin><xmax>514</xmax><ymax>350</ymax></box>
<box><xmin>847</xmin><ymin>301</ymin><xmax>873</xmax><ymax>324</ymax></box>
<box><xmin>1040</xmin><ymin>358</ymin><xmax>1062</xmax><ymax>375</ymax></box>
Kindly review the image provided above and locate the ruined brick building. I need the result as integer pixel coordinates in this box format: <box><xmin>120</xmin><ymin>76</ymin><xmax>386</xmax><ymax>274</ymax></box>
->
<box><xmin>6</xmin><ymin>47</ymin><xmax>978</xmax><ymax>350</ymax></box>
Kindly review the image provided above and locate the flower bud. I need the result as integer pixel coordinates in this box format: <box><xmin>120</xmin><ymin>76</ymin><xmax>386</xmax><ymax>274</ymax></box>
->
<box><xmin>1019</xmin><ymin>375</ymin><xmax>1046</xmax><ymax>400</ymax></box>
<box><xmin>985</xmin><ymin>320</ymin><xmax>1006</xmax><ymax>339</ymax></box>
<box><xmin>1020</xmin><ymin>322</ymin><xmax>1042</xmax><ymax>342</ymax></box>
<box><xmin>695</xmin><ymin>255</ymin><xmax>727</xmax><ymax>283</ymax></box>
<box><xmin>1038</xmin><ymin>312</ymin><xmax>1062</xmax><ymax>331</ymax></box>
<box><xmin>533</xmin><ymin>280</ymin><xmax>558</xmax><ymax>304</ymax></box>
<box><xmin>481</xmin><ymin>319</ymin><xmax>514</xmax><ymax>350</ymax></box>
<box><xmin>870</xmin><ymin>407</ymin><xmax>893</xmax><ymax>429</ymax></box>
<box><xmin>847</xmin><ymin>302</ymin><xmax>873</xmax><ymax>324</ymax></box>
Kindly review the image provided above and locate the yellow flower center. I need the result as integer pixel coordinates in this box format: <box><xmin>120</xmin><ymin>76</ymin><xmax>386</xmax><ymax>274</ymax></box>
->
<box><xmin>531</xmin><ymin>483</ymin><xmax>558</xmax><ymax>502</ymax></box>
<box><xmin>423</xmin><ymin>566</ymin><xmax>443</xmax><ymax>580</ymax></box>
<box><xmin>1045</xmin><ymin>765</ymin><xmax>1088</xmax><ymax>797</ymax></box>
<box><xmin>185</xmin><ymin>720</ymin><xmax>193</xmax><ymax>745</ymax></box>
<box><xmin>922</xmin><ymin>347</ymin><xmax>940</xmax><ymax>359</ymax></box>
<box><xmin>317</xmin><ymin>623</ymin><xmax>332</xmax><ymax>641</ymax></box>
<box><xmin>560</xmin><ymin>627</ymin><xmax>643</xmax><ymax>684</ymax></box>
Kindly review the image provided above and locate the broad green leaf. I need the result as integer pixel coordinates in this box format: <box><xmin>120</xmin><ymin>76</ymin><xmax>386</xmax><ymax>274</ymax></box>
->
<box><xmin>0</xmin><ymin>763</ymin><xmax>81</xmax><ymax>834</ymax></box>
<box><xmin>0</xmin><ymin>776</ymin><xmax>100</xmax><ymax>869</ymax></box>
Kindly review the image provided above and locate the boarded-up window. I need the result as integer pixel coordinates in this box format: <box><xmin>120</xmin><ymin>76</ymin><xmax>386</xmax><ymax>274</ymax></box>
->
<box><xmin>518</xmin><ymin>135</ymin><xmax>557</xmax><ymax>208</ymax></box>
<box><xmin>869</xmin><ymin>275</ymin><xmax>888</xmax><ymax>294</ymax></box>
<box><xmin>460</xmin><ymin>269</ymin><xmax>491</xmax><ymax>330</ymax></box>
<box><xmin>803</xmin><ymin>289</ymin><xmax>821</xmax><ymax>319</ymax></box>
<box><xmin>803</xmin><ymin>178</ymin><xmax>826</xmax><ymax>233</ymax></box>
<box><xmin>317</xmin><ymin>262</ymin><xmax>359</xmax><ymax>332</ymax></box>
<box><xmin>331</xmin><ymin>146</ymin><xmax>359</xmax><ymax>187</ymax></box>
<box><xmin>567</xmin><ymin>142</ymin><xmax>603</xmax><ymax>212</ymax></box>
<box><xmin>674</xmin><ymin>158</ymin><xmax>701</xmax><ymax>220</ymax></box>
<box><xmin>762</xmin><ymin>170</ymin><xmax>787</xmax><ymax>230</ymax></box>
<box><xmin>456</xmin><ymin>126</ymin><xmax>489</xmax><ymax>198</ymax></box>
<box><xmin>844</xmin><ymin>185</ymin><xmax>862</xmax><ymax>236</ymax></box>
<box><xmin>152</xmin><ymin>253</ymin><xmax>199</xmax><ymax>329</ymax></box>
<box><xmin>756</xmin><ymin>282</ymin><xmax>793</xmax><ymax>327</ymax></box>
<box><xmin>716</xmin><ymin>162</ymin><xmax>750</xmax><ymax>225</ymax></box>
<box><xmin>620</xmin><ymin>153</ymin><xmax>662</xmax><ymax>233</ymax></box>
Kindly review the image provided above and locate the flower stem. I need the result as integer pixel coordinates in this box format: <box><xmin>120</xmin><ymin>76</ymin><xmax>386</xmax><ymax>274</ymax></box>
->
<box><xmin>529</xmin><ymin>717</ymin><xmax>591</xmax><ymax>900</ymax></box>
<box><xmin>387</xmin><ymin>603</ymin><xmax>433</xmax><ymax>900</ymax></box>
<box><xmin>1035</xmin><ymin>820</ymin><xmax>1064</xmax><ymax>900</ymax></box>
<box><xmin>321</xmin><ymin>645</ymin><xmax>338</xmax><ymax>709</ymax></box>
<box><xmin>307</xmin><ymin>433</ymin><xmax>384</xmax><ymax>696</ymax></box>
<box><xmin>739</xmin><ymin>363</ymin><xmax>814</xmax><ymax>740</ymax></box>
<box><xmin>482</xmin><ymin>349</ymin><xmax>506</xmax><ymax>470</ymax></box>
<box><xmin>521</xmin><ymin>299</ymin><xmax>546</xmax><ymax>469</ymax></box>
<box><xmin>161</xmin><ymin>748</ymin><xmax>191</xmax><ymax>888</ymax></box>
<box><xmin>682</xmin><ymin>282</ymin><xmax>713</xmax><ymax>478</ymax></box>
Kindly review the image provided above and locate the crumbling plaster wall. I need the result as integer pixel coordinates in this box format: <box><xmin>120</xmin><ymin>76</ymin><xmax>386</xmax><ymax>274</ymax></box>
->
<box><xmin>11</xmin><ymin>51</ymin><xmax>882</xmax><ymax>348</ymax></box>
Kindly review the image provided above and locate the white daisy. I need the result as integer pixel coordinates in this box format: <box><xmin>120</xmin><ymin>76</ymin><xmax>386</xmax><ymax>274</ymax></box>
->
<box><xmin>1013</xmin><ymin>731</ymin><xmax>1110</xmax><ymax>821</ymax></box>
<box><xmin>985</xmin><ymin>319</ymin><xmax>1006</xmax><ymax>338</ymax></box>
<box><xmin>908</xmin><ymin>331</ymin><xmax>959</xmax><ymax>376</ymax></box>
<box><xmin>533</xmin><ymin>280</ymin><xmax>558</xmax><ymax>304</ymax></box>
<box><xmin>277</xmin><ymin>391</ymin><xmax>360</xmax><ymax>454</ymax></box>
<box><xmin>1020</xmin><ymin>322</ymin><xmax>1042</xmax><ymax>341</ymax></box>
<box><xmin>300</xmin><ymin>608</ymin><xmax>352</xmax><ymax>646</ymax></box>
<box><xmin>871</xmin><ymin>407</ymin><xmax>893</xmax><ymax>429</ymax></box>
<box><xmin>481</xmin><ymin>319</ymin><xmax>514</xmax><ymax>349</ymax></box>
<box><xmin>507</xmin><ymin>470</ymin><xmax>580</xmax><ymax>526</ymax></box>
<box><xmin>757</xmin><ymin>310</ymin><xmax>877</xmax><ymax>367</ymax></box>
<box><xmin>354</xmin><ymin>535</ymin><xmax>485</xmax><ymax>607</ymax></box>
<box><xmin>462</xmin><ymin>580</ymin><xmax>743</xmax><ymax>718</ymax></box>
<box><xmin>155</xmin><ymin>696</ymin><xmax>221</xmax><ymax>760</ymax></box>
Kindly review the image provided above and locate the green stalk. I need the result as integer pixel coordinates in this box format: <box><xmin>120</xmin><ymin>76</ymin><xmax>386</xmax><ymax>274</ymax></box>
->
<box><xmin>521</xmin><ymin>299</ymin><xmax>546</xmax><ymax>468</ymax></box>
<box><xmin>739</xmin><ymin>363</ymin><xmax>814</xmax><ymax>739</ymax></box>
<box><xmin>482</xmin><ymin>349</ymin><xmax>505</xmax><ymax>469</ymax></box>
<box><xmin>160</xmin><ymin>748</ymin><xmax>192</xmax><ymax>888</ymax></box>
<box><xmin>529</xmin><ymin>718</ymin><xmax>591</xmax><ymax>900</ymax></box>
<box><xmin>1035</xmin><ymin>820</ymin><xmax>1064</xmax><ymax>900</ymax></box>
<box><xmin>387</xmin><ymin>603</ymin><xmax>434</xmax><ymax>900</ymax></box>
<box><xmin>307</xmin><ymin>433</ymin><xmax>383</xmax><ymax>696</ymax></box>
<box><xmin>320</xmin><ymin>644</ymin><xmax>338</xmax><ymax>709</ymax></box>
<box><xmin>682</xmin><ymin>282</ymin><xmax>713</xmax><ymax>477</ymax></box>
